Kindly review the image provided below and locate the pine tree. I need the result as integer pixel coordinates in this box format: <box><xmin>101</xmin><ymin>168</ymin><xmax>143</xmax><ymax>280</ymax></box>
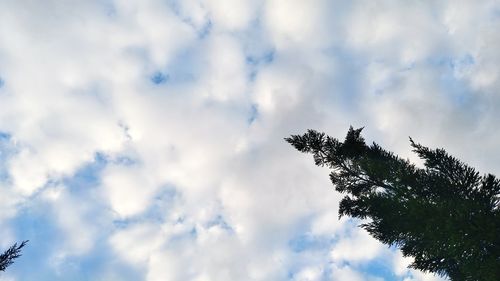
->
<box><xmin>286</xmin><ymin>127</ymin><xmax>499</xmax><ymax>280</ymax></box>
<box><xmin>0</xmin><ymin>240</ymin><xmax>27</xmax><ymax>272</ymax></box>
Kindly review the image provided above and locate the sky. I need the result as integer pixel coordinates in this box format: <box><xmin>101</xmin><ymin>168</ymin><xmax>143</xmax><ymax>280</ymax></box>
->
<box><xmin>0</xmin><ymin>0</ymin><xmax>499</xmax><ymax>280</ymax></box>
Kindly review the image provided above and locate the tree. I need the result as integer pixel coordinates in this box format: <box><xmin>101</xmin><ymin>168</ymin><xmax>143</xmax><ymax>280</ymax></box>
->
<box><xmin>286</xmin><ymin>127</ymin><xmax>499</xmax><ymax>280</ymax></box>
<box><xmin>0</xmin><ymin>240</ymin><xmax>27</xmax><ymax>272</ymax></box>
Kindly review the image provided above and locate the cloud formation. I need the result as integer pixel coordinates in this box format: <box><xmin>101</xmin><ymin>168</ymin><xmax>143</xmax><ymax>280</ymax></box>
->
<box><xmin>1</xmin><ymin>0</ymin><xmax>499</xmax><ymax>280</ymax></box>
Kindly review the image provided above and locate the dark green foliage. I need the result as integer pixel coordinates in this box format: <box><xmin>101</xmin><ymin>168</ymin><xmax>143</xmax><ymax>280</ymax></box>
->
<box><xmin>0</xmin><ymin>240</ymin><xmax>27</xmax><ymax>272</ymax></box>
<box><xmin>286</xmin><ymin>127</ymin><xmax>500</xmax><ymax>280</ymax></box>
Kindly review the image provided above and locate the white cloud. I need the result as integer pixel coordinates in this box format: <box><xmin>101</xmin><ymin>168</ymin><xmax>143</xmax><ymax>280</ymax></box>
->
<box><xmin>110</xmin><ymin>222</ymin><xmax>165</xmax><ymax>266</ymax></box>
<box><xmin>197</xmin><ymin>34</ymin><xmax>248</xmax><ymax>101</ymax></box>
<box><xmin>101</xmin><ymin>164</ymin><xmax>160</xmax><ymax>218</ymax></box>
<box><xmin>330</xmin><ymin>227</ymin><xmax>385</xmax><ymax>263</ymax></box>
<box><xmin>263</xmin><ymin>0</ymin><xmax>338</xmax><ymax>50</ymax></box>
<box><xmin>331</xmin><ymin>264</ymin><xmax>365</xmax><ymax>281</ymax></box>
<box><xmin>206</xmin><ymin>0</ymin><xmax>261</xmax><ymax>31</ymax></box>
<box><xmin>290</xmin><ymin>266</ymin><xmax>323</xmax><ymax>281</ymax></box>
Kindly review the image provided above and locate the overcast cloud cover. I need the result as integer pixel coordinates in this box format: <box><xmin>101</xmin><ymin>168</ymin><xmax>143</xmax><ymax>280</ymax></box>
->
<box><xmin>0</xmin><ymin>0</ymin><xmax>499</xmax><ymax>280</ymax></box>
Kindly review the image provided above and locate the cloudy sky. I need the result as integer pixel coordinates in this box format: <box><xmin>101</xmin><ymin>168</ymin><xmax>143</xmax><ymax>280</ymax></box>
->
<box><xmin>1</xmin><ymin>1</ymin><xmax>499</xmax><ymax>280</ymax></box>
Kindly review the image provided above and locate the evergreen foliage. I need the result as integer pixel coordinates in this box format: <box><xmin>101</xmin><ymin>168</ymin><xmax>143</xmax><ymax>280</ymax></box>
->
<box><xmin>0</xmin><ymin>240</ymin><xmax>27</xmax><ymax>272</ymax></box>
<box><xmin>286</xmin><ymin>127</ymin><xmax>499</xmax><ymax>280</ymax></box>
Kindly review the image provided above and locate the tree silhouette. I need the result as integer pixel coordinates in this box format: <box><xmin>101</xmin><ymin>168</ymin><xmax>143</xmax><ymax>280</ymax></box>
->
<box><xmin>286</xmin><ymin>127</ymin><xmax>499</xmax><ymax>280</ymax></box>
<box><xmin>0</xmin><ymin>240</ymin><xmax>27</xmax><ymax>272</ymax></box>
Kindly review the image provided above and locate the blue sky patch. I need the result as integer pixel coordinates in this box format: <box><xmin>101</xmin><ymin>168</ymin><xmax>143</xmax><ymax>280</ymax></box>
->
<box><xmin>151</xmin><ymin>71</ymin><xmax>169</xmax><ymax>85</ymax></box>
<box><xmin>288</xmin><ymin>233</ymin><xmax>336</xmax><ymax>253</ymax></box>
<box><xmin>11</xmin><ymin>205</ymin><xmax>140</xmax><ymax>281</ymax></box>
<box><xmin>0</xmin><ymin>132</ymin><xmax>14</xmax><ymax>181</ymax></box>
<box><xmin>438</xmin><ymin>55</ymin><xmax>475</xmax><ymax>106</ymax></box>
<box><xmin>9</xmin><ymin>204</ymin><xmax>61</xmax><ymax>279</ymax></box>
<box><xmin>62</xmin><ymin>152</ymin><xmax>108</xmax><ymax>192</ymax></box>
<box><xmin>428</xmin><ymin>54</ymin><xmax>474</xmax><ymax>71</ymax></box>
<box><xmin>245</xmin><ymin>49</ymin><xmax>275</xmax><ymax>66</ymax></box>
<box><xmin>245</xmin><ymin>50</ymin><xmax>275</xmax><ymax>82</ymax></box>
<box><xmin>198</xmin><ymin>20</ymin><xmax>212</xmax><ymax>39</ymax></box>
<box><xmin>358</xmin><ymin>256</ymin><xmax>400</xmax><ymax>281</ymax></box>
<box><xmin>163</xmin><ymin>48</ymin><xmax>200</xmax><ymax>84</ymax></box>
<box><xmin>206</xmin><ymin>214</ymin><xmax>234</xmax><ymax>233</ymax></box>
<box><xmin>248</xmin><ymin>104</ymin><xmax>258</xmax><ymax>124</ymax></box>
<box><xmin>0</xmin><ymin>131</ymin><xmax>10</xmax><ymax>141</ymax></box>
